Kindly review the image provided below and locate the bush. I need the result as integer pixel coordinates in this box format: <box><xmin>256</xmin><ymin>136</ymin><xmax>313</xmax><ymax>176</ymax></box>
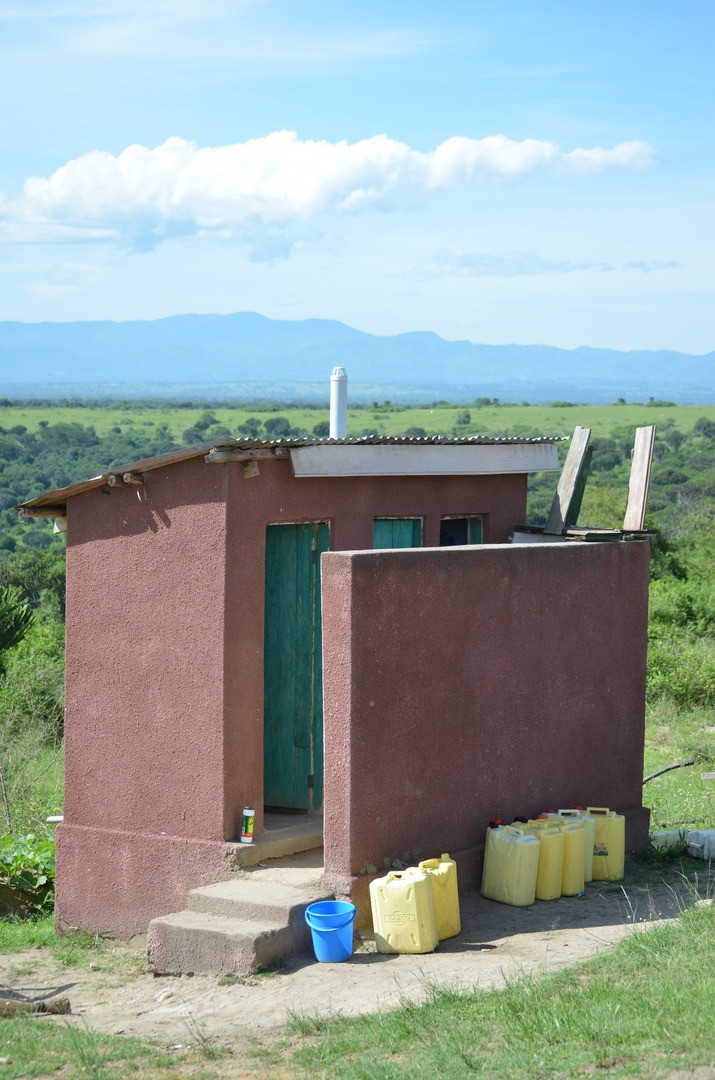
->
<box><xmin>0</xmin><ymin>617</ymin><xmax>65</xmax><ymax>740</ymax></box>
<box><xmin>0</xmin><ymin>549</ymin><xmax>66</xmax><ymax>616</ymax></box>
<box><xmin>0</xmin><ymin>586</ymin><xmax>34</xmax><ymax>663</ymax></box>
<box><xmin>647</xmin><ymin>633</ymin><xmax>715</xmax><ymax>708</ymax></box>
<box><xmin>0</xmin><ymin>833</ymin><xmax>55</xmax><ymax>916</ymax></box>
<box><xmin>649</xmin><ymin>576</ymin><xmax>715</xmax><ymax>636</ymax></box>
<box><xmin>694</xmin><ymin>417</ymin><xmax>715</xmax><ymax>440</ymax></box>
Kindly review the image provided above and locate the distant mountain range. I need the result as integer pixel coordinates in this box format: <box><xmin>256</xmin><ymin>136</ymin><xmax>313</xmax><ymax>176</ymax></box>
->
<box><xmin>0</xmin><ymin>312</ymin><xmax>712</xmax><ymax>404</ymax></box>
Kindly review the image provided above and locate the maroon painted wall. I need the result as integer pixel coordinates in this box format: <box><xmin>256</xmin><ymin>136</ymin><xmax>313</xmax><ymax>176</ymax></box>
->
<box><xmin>59</xmin><ymin>453</ymin><xmax>527</xmax><ymax>936</ymax></box>
<box><xmin>58</xmin><ymin>456</ymin><xmax>231</xmax><ymax>937</ymax></box>
<box><xmin>321</xmin><ymin>541</ymin><xmax>651</xmax><ymax>923</ymax></box>
<box><xmin>222</xmin><ymin>458</ymin><xmax>527</xmax><ymax>839</ymax></box>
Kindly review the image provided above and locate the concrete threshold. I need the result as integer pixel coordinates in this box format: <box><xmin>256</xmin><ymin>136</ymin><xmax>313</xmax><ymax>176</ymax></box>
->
<box><xmin>229</xmin><ymin>811</ymin><xmax>323</xmax><ymax>869</ymax></box>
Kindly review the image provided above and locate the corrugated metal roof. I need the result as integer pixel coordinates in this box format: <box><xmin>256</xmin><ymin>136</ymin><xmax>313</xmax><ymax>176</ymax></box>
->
<box><xmin>15</xmin><ymin>433</ymin><xmax>566</xmax><ymax>515</ymax></box>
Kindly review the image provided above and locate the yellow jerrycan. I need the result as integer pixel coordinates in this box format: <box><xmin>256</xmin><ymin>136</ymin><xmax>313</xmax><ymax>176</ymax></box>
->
<box><xmin>516</xmin><ymin>821</ymin><xmax>564</xmax><ymax>901</ymax></box>
<box><xmin>416</xmin><ymin>854</ymin><xmax>461</xmax><ymax>940</ymax></box>
<box><xmin>481</xmin><ymin>825</ymin><xmax>539</xmax><ymax>907</ymax></box>
<box><xmin>549</xmin><ymin>820</ymin><xmax>585</xmax><ymax>896</ymax></box>
<box><xmin>556</xmin><ymin>809</ymin><xmax>596</xmax><ymax>883</ymax></box>
<box><xmin>587</xmin><ymin>808</ymin><xmax>625</xmax><ymax>881</ymax></box>
<box><xmin>370</xmin><ymin>869</ymin><xmax>439</xmax><ymax>954</ymax></box>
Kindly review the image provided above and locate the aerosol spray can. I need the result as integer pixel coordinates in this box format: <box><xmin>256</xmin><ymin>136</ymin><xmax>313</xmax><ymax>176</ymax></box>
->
<box><xmin>240</xmin><ymin>807</ymin><xmax>255</xmax><ymax>844</ymax></box>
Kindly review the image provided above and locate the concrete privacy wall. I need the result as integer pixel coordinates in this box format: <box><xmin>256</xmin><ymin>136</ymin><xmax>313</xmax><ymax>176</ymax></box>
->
<box><xmin>321</xmin><ymin>541</ymin><xmax>651</xmax><ymax>922</ymax></box>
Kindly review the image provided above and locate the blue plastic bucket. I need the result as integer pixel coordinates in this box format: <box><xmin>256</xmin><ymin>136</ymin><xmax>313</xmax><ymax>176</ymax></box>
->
<box><xmin>305</xmin><ymin>900</ymin><xmax>356</xmax><ymax>963</ymax></box>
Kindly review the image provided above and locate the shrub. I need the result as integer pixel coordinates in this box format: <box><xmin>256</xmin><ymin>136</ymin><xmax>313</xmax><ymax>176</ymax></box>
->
<box><xmin>647</xmin><ymin>633</ymin><xmax>715</xmax><ymax>708</ymax></box>
<box><xmin>694</xmin><ymin>417</ymin><xmax>715</xmax><ymax>440</ymax></box>
<box><xmin>649</xmin><ymin>576</ymin><xmax>715</xmax><ymax>636</ymax></box>
<box><xmin>0</xmin><ymin>586</ymin><xmax>35</xmax><ymax>662</ymax></box>
<box><xmin>0</xmin><ymin>617</ymin><xmax>65</xmax><ymax>740</ymax></box>
<box><xmin>0</xmin><ymin>549</ymin><xmax>66</xmax><ymax>616</ymax></box>
<box><xmin>0</xmin><ymin>833</ymin><xmax>55</xmax><ymax>916</ymax></box>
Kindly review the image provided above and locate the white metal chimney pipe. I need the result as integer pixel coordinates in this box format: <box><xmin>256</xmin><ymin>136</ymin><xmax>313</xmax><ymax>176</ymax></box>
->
<box><xmin>329</xmin><ymin>367</ymin><xmax>348</xmax><ymax>439</ymax></box>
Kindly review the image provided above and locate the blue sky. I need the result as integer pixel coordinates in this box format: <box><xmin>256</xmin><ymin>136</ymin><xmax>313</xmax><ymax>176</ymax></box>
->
<box><xmin>0</xmin><ymin>0</ymin><xmax>713</xmax><ymax>353</ymax></box>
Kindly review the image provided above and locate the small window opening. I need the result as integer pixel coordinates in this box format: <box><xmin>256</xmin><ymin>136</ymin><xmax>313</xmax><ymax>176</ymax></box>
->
<box><xmin>440</xmin><ymin>517</ymin><xmax>483</xmax><ymax>546</ymax></box>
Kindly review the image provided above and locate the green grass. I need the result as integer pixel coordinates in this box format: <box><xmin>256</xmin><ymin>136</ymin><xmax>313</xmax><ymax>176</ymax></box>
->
<box><xmin>0</xmin><ymin>915</ymin><xmax>147</xmax><ymax>979</ymax></box>
<box><xmin>0</xmin><ymin>920</ymin><xmax>177</xmax><ymax>1078</ymax></box>
<box><xmin>3</xmin><ymin>401</ymin><xmax>714</xmax><ymax>441</ymax></box>
<box><xmin>644</xmin><ymin>702</ymin><xmax>715</xmax><ymax>831</ymax></box>
<box><xmin>0</xmin><ymin>742</ymin><xmax>63</xmax><ymax>838</ymax></box>
<box><xmin>282</xmin><ymin>901</ymin><xmax>715</xmax><ymax>1080</ymax></box>
<box><xmin>0</xmin><ymin>1019</ymin><xmax>184</xmax><ymax>1079</ymax></box>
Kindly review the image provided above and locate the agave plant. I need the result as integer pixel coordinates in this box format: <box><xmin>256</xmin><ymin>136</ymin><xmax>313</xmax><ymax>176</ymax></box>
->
<box><xmin>0</xmin><ymin>585</ymin><xmax>35</xmax><ymax>660</ymax></box>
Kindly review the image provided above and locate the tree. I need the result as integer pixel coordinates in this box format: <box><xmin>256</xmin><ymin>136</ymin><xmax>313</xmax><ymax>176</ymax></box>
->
<box><xmin>694</xmin><ymin>417</ymin><xmax>715</xmax><ymax>440</ymax></box>
<box><xmin>264</xmin><ymin>417</ymin><xmax>294</xmax><ymax>439</ymax></box>
<box><xmin>238</xmin><ymin>417</ymin><xmax>263</xmax><ymax>438</ymax></box>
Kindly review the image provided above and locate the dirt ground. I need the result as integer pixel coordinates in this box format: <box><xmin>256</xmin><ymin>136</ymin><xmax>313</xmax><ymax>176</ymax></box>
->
<box><xmin>0</xmin><ymin>873</ymin><xmax>703</xmax><ymax>1059</ymax></box>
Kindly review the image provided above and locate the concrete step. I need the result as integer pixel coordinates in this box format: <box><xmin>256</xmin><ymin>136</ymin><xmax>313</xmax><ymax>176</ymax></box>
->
<box><xmin>146</xmin><ymin>869</ymin><xmax>334</xmax><ymax>975</ymax></box>
<box><xmin>188</xmin><ymin>869</ymin><xmax>327</xmax><ymax>924</ymax></box>
<box><xmin>146</xmin><ymin>910</ymin><xmax>297</xmax><ymax>975</ymax></box>
<box><xmin>230</xmin><ymin>812</ymin><xmax>323</xmax><ymax>868</ymax></box>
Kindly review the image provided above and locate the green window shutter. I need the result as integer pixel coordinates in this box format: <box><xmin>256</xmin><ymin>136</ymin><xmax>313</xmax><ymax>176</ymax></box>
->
<box><xmin>469</xmin><ymin>518</ymin><xmax>483</xmax><ymax>544</ymax></box>
<box><xmin>373</xmin><ymin>518</ymin><xmax>422</xmax><ymax>548</ymax></box>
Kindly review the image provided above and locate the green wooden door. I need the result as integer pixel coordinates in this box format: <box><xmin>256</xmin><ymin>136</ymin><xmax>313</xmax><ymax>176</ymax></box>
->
<box><xmin>264</xmin><ymin>522</ymin><xmax>329</xmax><ymax>811</ymax></box>
<box><xmin>373</xmin><ymin>518</ymin><xmax>422</xmax><ymax>548</ymax></box>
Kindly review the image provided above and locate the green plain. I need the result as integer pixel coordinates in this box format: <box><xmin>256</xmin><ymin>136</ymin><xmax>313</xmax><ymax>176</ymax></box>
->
<box><xmin>3</xmin><ymin>401</ymin><xmax>715</xmax><ymax>441</ymax></box>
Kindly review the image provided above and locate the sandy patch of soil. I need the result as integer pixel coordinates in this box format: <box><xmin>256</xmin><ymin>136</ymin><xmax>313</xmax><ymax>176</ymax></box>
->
<box><xmin>0</xmin><ymin>874</ymin><xmax>703</xmax><ymax>1071</ymax></box>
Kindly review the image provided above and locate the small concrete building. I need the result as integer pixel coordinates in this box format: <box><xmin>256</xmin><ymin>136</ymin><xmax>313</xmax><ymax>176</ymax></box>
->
<box><xmin>18</xmin><ymin>434</ymin><xmax>588</xmax><ymax>944</ymax></box>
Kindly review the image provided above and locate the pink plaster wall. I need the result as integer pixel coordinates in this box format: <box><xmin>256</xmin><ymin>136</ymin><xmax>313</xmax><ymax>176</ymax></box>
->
<box><xmin>221</xmin><ymin>456</ymin><xmax>527</xmax><ymax>840</ymax></box>
<box><xmin>321</xmin><ymin>541</ymin><xmax>651</xmax><ymax>922</ymax></box>
<box><xmin>58</xmin><ymin>457</ymin><xmax>230</xmax><ymax>936</ymax></box>
<box><xmin>59</xmin><ymin>453</ymin><xmax>528</xmax><ymax>936</ymax></box>
<box><xmin>63</xmin><ymin>457</ymin><xmax>228</xmax><ymax>842</ymax></box>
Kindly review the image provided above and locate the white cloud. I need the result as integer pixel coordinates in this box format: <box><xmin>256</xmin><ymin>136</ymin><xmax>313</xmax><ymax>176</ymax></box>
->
<box><xmin>0</xmin><ymin>132</ymin><xmax>655</xmax><ymax>256</ymax></box>
<box><xmin>417</xmin><ymin>251</ymin><xmax>609</xmax><ymax>278</ymax></box>
<box><xmin>415</xmin><ymin>249</ymin><xmax>679</xmax><ymax>280</ymax></box>
<box><xmin>623</xmin><ymin>260</ymin><xmax>679</xmax><ymax>272</ymax></box>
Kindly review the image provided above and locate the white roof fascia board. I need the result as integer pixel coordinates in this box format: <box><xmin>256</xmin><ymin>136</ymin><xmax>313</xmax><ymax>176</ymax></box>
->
<box><xmin>289</xmin><ymin>443</ymin><xmax>559</xmax><ymax>477</ymax></box>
